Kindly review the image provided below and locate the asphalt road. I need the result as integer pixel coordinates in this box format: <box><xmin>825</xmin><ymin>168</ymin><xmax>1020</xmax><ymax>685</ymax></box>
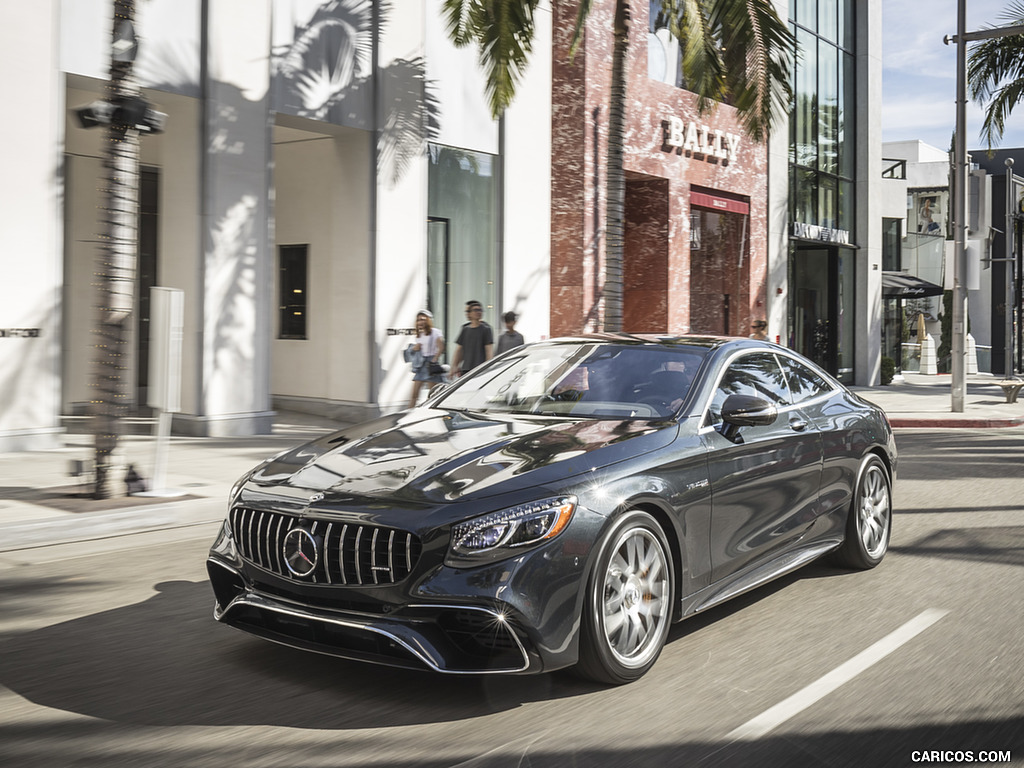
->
<box><xmin>1</xmin><ymin>428</ymin><xmax>1022</xmax><ymax>767</ymax></box>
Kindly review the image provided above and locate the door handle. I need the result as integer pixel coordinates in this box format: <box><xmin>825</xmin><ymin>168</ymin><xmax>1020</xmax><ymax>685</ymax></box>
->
<box><xmin>789</xmin><ymin>417</ymin><xmax>808</xmax><ymax>432</ymax></box>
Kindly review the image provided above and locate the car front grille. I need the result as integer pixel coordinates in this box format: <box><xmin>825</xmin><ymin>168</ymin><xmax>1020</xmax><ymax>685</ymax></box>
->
<box><xmin>230</xmin><ymin>507</ymin><xmax>421</xmax><ymax>585</ymax></box>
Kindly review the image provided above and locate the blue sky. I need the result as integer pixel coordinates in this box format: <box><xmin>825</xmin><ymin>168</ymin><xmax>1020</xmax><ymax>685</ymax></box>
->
<box><xmin>882</xmin><ymin>0</ymin><xmax>1024</xmax><ymax>150</ymax></box>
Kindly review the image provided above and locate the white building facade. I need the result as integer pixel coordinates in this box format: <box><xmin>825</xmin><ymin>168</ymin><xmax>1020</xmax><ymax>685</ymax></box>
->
<box><xmin>0</xmin><ymin>0</ymin><xmax>552</xmax><ymax>451</ymax></box>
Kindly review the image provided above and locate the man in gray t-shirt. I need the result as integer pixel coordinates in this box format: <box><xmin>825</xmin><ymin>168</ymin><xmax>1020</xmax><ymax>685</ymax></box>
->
<box><xmin>496</xmin><ymin>310</ymin><xmax>525</xmax><ymax>355</ymax></box>
<box><xmin>451</xmin><ymin>300</ymin><xmax>493</xmax><ymax>375</ymax></box>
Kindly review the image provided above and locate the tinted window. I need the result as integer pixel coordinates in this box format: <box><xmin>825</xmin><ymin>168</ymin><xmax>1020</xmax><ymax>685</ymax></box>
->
<box><xmin>779</xmin><ymin>355</ymin><xmax>833</xmax><ymax>402</ymax></box>
<box><xmin>707</xmin><ymin>353</ymin><xmax>789</xmax><ymax>424</ymax></box>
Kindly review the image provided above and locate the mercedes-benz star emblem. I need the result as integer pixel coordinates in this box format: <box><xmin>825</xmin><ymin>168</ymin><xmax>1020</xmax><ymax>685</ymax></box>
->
<box><xmin>282</xmin><ymin>528</ymin><xmax>318</xmax><ymax>578</ymax></box>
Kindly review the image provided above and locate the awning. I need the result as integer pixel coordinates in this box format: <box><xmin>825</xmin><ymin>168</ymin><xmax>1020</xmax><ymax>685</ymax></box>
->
<box><xmin>690</xmin><ymin>191</ymin><xmax>749</xmax><ymax>215</ymax></box>
<box><xmin>882</xmin><ymin>271</ymin><xmax>945</xmax><ymax>298</ymax></box>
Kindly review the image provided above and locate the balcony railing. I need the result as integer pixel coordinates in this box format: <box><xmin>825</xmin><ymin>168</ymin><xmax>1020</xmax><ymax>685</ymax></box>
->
<box><xmin>882</xmin><ymin>158</ymin><xmax>907</xmax><ymax>180</ymax></box>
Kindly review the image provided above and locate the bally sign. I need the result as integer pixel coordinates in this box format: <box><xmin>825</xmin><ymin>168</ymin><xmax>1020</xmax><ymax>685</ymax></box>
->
<box><xmin>662</xmin><ymin>116</ymin><xmax>740</xmax><ymax>163</ymax></box>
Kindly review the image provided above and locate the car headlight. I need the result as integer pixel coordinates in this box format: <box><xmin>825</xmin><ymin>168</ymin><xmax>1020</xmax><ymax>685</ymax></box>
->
<box><xmin>446</xmin><ymin>496</ymin><xmax>577</xmax><ymax>565</ymax></box>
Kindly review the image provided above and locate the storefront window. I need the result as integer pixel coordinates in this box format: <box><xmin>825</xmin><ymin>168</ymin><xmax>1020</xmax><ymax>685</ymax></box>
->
<box><xmin>427</xmin><ymin>145</ymin><xmax>499</xmax><ymax>345</ymax></box>
<box><xmin>881</xmin><ymin>218</ymin><xmax>903</xmax><ymax>370</ymax></box>
<box><xmin>690</xmin><ymin>201</ymin><xmax>750</xmax><ymax>336</ymax></box>
<box><xmin>818</xmin><ymin>38</ymin><xmax>838</xmax><ymax>175</ymax></box>
<box><xmin>836</xmin><ymin>249</ymin><xmax>855</xmax><ymax>380</ymax></box>
<box><xmin>278</xmin><ymin>244</ymin><xmax>309</xmax><ymax>340</ymax></box>
<box><xmin>793</xmin><ymin>27</ymin><xmax>817</xmax><ymax>169</ymax></box>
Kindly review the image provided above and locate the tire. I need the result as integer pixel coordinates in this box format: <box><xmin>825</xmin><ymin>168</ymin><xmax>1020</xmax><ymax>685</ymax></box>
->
<box><xmin>575</xmin><ymin>510</ymin><xmax>675</xmax><ymax>685</ymax></box>
<box><xmin>833</xmin><ymin>454</ymin><xmax>892</xmax><ymax>570</ymax></box>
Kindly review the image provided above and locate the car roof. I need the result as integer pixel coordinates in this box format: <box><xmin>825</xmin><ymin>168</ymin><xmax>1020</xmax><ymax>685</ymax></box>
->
<box><xmin>537</xmin><ymin>333</ymin><xmax>752</xmax><ymax>350</ymax></box>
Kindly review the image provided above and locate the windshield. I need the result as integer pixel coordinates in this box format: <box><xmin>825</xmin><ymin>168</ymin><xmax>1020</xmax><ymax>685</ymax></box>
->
<box><xmin>434</xmin><ymin>342</ymin><xmax>708</xmax><ymax>418</ymax></box>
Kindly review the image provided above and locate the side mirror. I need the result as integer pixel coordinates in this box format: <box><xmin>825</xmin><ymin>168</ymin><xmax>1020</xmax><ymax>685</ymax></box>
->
<box><xmin>718</xmin><ymin>394</ymin><xmax>777</xmax><ymax>442</ymax></box>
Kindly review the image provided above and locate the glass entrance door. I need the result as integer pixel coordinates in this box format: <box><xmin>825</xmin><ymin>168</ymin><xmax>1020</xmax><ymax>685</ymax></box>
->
<box><xmin>427</xmin><ymin>216</ymin><xmax>450</xmax><ymax>358</ymax></box>
<box><xmin>791</xmin><ymin>245</ymin><xmax>855</xmax><ymax>383</ymax></box>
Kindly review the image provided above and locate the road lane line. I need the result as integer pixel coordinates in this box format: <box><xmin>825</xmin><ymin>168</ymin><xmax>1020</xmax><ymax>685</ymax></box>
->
<box><xmin>726</xmin><ymin>608</ymin><xmax>950</xmax><ymax>741</ymax></box>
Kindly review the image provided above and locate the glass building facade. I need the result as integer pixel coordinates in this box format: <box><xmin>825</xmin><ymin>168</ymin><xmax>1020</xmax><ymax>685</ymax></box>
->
<box><xmin>788</xmin><ymin>0</ymin><xmax>858</xmax><ymax>382</ymax></box>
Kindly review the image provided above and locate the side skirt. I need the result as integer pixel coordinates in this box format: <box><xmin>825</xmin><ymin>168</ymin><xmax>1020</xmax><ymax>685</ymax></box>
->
<box><xmin>678</xmin><ymin>536</ymin><xmax>843</xmax><ymax>619</ymax></box>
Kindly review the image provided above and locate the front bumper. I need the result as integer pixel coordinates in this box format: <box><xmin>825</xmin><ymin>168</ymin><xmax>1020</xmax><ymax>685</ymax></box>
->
<box><xmin>205</xmin><ymin>498</ymin><xmax>604</xmax><ymax>674</ymax></box>
<box><xmin>208</xmin><ymin>557</ymin><xmax>537</xmax><ymax>673</ymax></box>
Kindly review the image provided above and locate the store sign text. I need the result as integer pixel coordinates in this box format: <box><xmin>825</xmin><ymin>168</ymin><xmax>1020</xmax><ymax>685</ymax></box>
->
<box><xmin>792</xmin><ymin>221</ymin><xmax>850</xmax><ymax>245</ymax></box>
<box><xmin>662</xmin><ymin>116</ymin><xmax>740</xmax><ymax>163</ymax></box>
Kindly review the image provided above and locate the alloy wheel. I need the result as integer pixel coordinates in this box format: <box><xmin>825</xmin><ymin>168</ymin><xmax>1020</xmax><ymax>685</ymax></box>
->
<box><xmin>600</xmin><ymin>526</ymin><xmax>671</xmax><ymax>667</ymax></box>
<box><xmin>858</xmin><ymin>463</ymin><xmax>891</xmax><ymax>560</ymax></box>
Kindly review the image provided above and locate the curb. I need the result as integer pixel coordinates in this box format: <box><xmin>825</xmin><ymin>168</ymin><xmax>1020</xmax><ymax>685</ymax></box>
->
<box><xmin>0</xmin><ymin>497</ymin><xmax>225</xmax><ymax>552</ymax></box>
<box><xmin>889</xmin><ymin>417</ymin><xmax>1024</xmax><ymax>429</ymax></box>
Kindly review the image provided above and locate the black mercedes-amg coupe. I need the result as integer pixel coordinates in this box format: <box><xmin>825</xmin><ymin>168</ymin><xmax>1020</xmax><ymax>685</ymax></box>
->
<box><xmin>207</xmin><ymin>335</ymin><xmax>896</xmax><ymax>684</ymax></box>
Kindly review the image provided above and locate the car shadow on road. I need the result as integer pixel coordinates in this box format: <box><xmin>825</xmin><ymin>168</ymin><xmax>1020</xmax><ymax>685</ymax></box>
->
<box><xmin>0</xmin><ymin>579</ymin><xmax>606</xmax><ymax>729</ymax></box>
<box><xmin>0</xmin><ymin>560</ymin><xmax>881</xmax><ymax>732</ymax></box>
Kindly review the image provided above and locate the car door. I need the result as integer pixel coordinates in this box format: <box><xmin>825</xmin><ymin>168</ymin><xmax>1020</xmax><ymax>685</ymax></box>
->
<box><xmin>777</xmin><ymin>352</ymin><xmax>857</xmax><ymax>519</ymax></box>
<box><xmin>700</xmin><ymin>351</ymin><xmax>824</xmax><ymax>582</ymax></box>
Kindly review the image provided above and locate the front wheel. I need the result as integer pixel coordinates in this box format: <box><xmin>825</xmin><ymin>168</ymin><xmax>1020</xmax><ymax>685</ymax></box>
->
<box><xmin>575</xmin><ymin>511</ymin><xmax>674</xmax><ymax>684</ymax></box>
<box><xmin>833</xmin><ymin>454</ymin><xmax>892</xmax><ymax>570</ymax></box>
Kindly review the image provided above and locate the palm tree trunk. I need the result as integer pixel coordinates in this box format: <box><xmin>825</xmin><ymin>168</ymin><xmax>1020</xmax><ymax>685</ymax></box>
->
<box><xmin>93</xmin><ymin>0</ymin><xmax>141</xmax><ymax>499</ymax></box>
<box><xmin>603</xmin><ymin>0</ymin><xmax>630</xmax><ymax>333</ymax></box>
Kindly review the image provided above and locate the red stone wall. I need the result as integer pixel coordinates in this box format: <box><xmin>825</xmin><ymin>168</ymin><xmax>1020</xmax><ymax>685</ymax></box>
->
<box><xmin>550</xmin><ymin>0</ymin><xmax>769</xmax><ymax>336</ymax></box>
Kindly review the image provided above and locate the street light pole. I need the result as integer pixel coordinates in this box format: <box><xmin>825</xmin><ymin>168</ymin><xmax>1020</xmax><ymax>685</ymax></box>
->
<box><xmin>951</xmin><ymin>0</ymin><xmax>968</xmax><ymax>413</ymax></box>
<box><xmin>1005</xmin><ymin>159</ymin><xmax>1017</xmax><ymax>380</ymax></box>
<box><xmin>945</xmin><ymin>11</ymin><xmax>1024</xmax><ymax>411</ymax></box>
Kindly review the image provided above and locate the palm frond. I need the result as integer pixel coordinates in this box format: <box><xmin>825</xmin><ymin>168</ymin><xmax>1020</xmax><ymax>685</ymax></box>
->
<box><xmin>569</xmin><ymin>0</ymin><xmax>596</xmax><ymax>60</ymax></box>
<box><xmin>442</xmin><ymin>0</ymin><xmax>476</xmax><ymax>47</ymax></box>
<box><xmin>967</xmin><ymin>2</ymin><xmax>1024</xmax><ymax>148</ymax></box>
<box><xmin>979</xmin><ymin>78</ymin><xmax>1024</xmax><ymax>149</ymax></box>
<box><xmin>713</xmin><ymin>0</ymin><xmax>794</xmax><ymax>142</ymax></box>
<box><xmin>443</xmin><ymin>0</ymin><xmax>540</xmax><ymax>118</ymax></box>
<box><xmin>677</xmin><ymin>0</ymin><xmax>727</xmax><ymax>112</ymax></box>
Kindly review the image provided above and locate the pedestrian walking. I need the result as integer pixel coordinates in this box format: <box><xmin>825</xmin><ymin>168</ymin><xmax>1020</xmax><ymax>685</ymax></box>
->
<box><xmin>496</xmin><ymin>310</ymin><xmax>525</xmax><ymax>355</ymax></box>
<box><xmin>749</xmin><ymin>320</ymin><xmax>768</xmax><ymax>340</ymax></box>
<box><xmin>450</xmin><ymin>300</ymin><xmax>493</xmax><ymax>376</ymax></box>
<box><xmin>404</xmin><ymin>310</ymin><xmax>445</xmax><ymax>407</ymax></box>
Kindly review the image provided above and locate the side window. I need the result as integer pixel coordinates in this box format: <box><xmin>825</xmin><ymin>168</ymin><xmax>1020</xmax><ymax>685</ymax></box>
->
<box><xmin>707</xmin><ymin>353</ymin><xmax>789</xmax><ymax>425</ymax></box>
<box><xmin>779</xmin><ymin>355</ymin><xmax>833</xmax><ymax>403</ymax></box>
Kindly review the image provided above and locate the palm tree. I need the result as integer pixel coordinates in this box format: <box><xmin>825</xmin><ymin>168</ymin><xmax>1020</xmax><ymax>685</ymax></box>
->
<box><xmin>967</xmin><ymin>2</ymin><xmax>1024</xmax><ymax>149</ymax></box>
<box><xmin>92</xmin><ymin>0</ymin><xmax>145</xmax><ymax>498</ymax></box>
<box><xmin>442</xmin><ymin>0</ymin><xmax>793</xmax><ymax>331</ymax></box>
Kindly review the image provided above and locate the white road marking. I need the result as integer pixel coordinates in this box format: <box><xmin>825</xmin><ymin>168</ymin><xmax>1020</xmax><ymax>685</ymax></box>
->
<box><xmin>727</xmin><ymin>608</ymin><xmax>950</xmax><ymax>741</ymax></box>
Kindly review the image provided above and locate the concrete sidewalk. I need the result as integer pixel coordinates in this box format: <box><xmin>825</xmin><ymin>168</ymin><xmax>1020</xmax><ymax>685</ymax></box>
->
<box><xmin>1</xmin><ymin>373</ymin><xmax>1021</xmax><ymax>553</ymax></box>
<box><xmin>0</xmin><ymin>411</ymin><xmax>353</xmax><ymax>554</ymax></box>
<box><xmin>850</xmin><ymin>371</ymin><xmax>1024</xmax><ymax>429</ymax></box>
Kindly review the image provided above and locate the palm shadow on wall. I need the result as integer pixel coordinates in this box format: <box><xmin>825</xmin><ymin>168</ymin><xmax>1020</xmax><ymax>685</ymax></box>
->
<box><xmin>272</xmin><ymin>0</ymin><xmax>440</xmax><ymax>187</ymax></box>
<box><xmin>136</xmin><ymin>0</ymin><xmax>442</xmax><ymax>406</ymax></box>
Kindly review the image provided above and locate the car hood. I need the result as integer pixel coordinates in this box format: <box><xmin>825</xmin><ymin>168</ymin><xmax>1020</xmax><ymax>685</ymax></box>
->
<box><xmin>250</xmin><ymin>408</ymin><xmax>678</xmax><ymax>505</ymax></box>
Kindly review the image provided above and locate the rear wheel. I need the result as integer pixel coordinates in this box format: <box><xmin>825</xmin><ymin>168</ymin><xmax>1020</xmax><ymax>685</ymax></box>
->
<box><xmin>575</xmin><ymin>511</ymin><xmax>674</xmax><ymax>684</ymax></box>
<box><xmin>833</xmin><ymin>455</ymin><xmax>892</xmax><ymax>569</ymax></box>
